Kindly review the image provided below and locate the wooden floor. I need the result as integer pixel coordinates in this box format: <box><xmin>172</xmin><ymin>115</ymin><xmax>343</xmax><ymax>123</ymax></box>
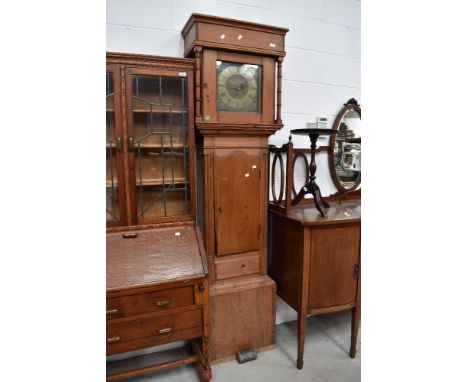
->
<box><xmin>107</xmin><ymin>310</ymin><xmax>361</xmax><ymax>382</ymax></box>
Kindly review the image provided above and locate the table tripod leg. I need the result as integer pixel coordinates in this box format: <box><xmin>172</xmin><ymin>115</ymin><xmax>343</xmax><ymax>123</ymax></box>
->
<box><xmin>322</xmin><ymin>198</ymin><xmax>330</xmax><ymax>208</ymax></box>
<box><xmin>292</xmin><ymin>185</ymin><xmax>308</xmax><ymax>206</ymax></box>
<box><xmin>310</xmin><ymin>181</ymin><xmax>328</xmax><ymax>218</ymax></box>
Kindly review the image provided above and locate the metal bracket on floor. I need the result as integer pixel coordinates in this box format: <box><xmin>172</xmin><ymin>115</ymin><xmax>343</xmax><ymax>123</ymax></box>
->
<box><xmin>236</xmin><ymin>348</ymin><xmax>257</xmax><ymax>364</ymax></box>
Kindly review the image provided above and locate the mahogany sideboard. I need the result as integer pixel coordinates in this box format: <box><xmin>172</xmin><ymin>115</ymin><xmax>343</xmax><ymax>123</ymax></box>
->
<box><xmin>269</xmin><ymin>200</ymin><xmax>361</xmax><ymax>369</ymax></box>
<box><xmin>106</xmin><ymin>225</ymin><xmax>211</xmax><ymax>381</ymax></box>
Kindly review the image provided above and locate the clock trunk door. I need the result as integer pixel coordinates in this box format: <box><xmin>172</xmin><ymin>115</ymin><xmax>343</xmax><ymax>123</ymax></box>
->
<box><xmin>214</xmin><ymin>149</ymin><xmax>261</xmax><ymax>256</ymax></box>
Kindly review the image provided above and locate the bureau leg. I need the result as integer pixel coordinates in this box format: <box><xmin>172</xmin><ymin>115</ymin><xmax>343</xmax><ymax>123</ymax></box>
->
<box><xmin>350</xmin><ymin>304</ymin><xmax>361</xmax><ymax>358</ymax></box>
<box><xmin>193</xmin><ymin>337</ymin><xmax>212</xmax><ymax>382</ymax></box>
<box><xmin>196</xmin><ymin>363</ymin><xmax>212</xmax><ymax>382</ymax></box>
<box><xmin>297</xmin><ymin>311</ymin><xmax>307</xmax><ymax>369</ymax></box>
<box><xmin>200</xmin><ymin>335</ymin><xmax>212</xmax><ymax>382</ymax></box>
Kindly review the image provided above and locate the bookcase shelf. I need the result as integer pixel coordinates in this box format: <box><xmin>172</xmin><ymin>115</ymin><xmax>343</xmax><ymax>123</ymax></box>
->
<box><xmin>107</xmin><ymin>109</ymin><xmax>188</xmax><ymax>114</ymax></box>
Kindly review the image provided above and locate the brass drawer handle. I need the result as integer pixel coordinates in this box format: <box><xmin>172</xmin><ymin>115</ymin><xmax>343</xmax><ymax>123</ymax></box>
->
<box><xmin>155</xmin><ymin>299</ymin><xmax>171</xmax><ymax>307</ymax></box>
<box><xmin>107</xmin><ymin>336</ymin><xmax>121</xmax><ymax>343</ymax></box>
<box><xmin>158</xmin><ymin>328</ymin><xmax>172</xmax><ymax>335</ymax></box>
<box><xmin>106</xmin><ymin>308</ymin><xmax>119</xmax><ymax>316</ymax></box>
<box><xmin>122</xmin><ymin>232</ymin><xmax>137</xmax><ymax>239</ymax></box>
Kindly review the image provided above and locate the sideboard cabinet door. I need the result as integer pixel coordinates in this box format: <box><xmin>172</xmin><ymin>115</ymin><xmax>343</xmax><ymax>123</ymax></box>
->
<box><xmin>308</xmin><ymin>224</ymin><xmax>360</xmax><ymax>309</ymax></box>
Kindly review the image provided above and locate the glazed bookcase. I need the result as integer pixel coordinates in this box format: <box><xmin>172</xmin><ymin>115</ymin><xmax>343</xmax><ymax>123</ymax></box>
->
<box><xmin>106</xmin><ymin>53</ymin><xmax>196</xmax><ymax>229</ymax></box>
<box><xmin>106</xmin><ymin>53</ymin><xmax>211</xmax><ymax>382</ymax></box>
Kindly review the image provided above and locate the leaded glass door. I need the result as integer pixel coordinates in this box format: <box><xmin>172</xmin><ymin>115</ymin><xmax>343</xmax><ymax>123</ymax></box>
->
<box><xmin>125</xmin><ymin>68</ymin><xmax>194</xmax><ymax>225</ymax></box>
<box><xmin>106</xmin><ymin>66</ymin><xmax>127</xmax><ymax>226</ymax></box>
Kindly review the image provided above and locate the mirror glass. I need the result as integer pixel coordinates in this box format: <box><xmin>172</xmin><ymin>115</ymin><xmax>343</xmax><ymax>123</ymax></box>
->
<box><xmin>333</xmin><ymin>109</ymin><xmax>361</xmax><ymax>190</ymax></box>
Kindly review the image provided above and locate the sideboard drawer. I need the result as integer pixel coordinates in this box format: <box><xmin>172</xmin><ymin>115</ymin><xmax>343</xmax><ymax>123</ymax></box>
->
<box><xmin>106</xmin><ymin>285</ymin><xmax>194</xmax><ymax>320</ymax></box>
<box><xmin>106</xmin><ymin>308</ymin><xmax>203</xmax><ymax>354</ymax></box>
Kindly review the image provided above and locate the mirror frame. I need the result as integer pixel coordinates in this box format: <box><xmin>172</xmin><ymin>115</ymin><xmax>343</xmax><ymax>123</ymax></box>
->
<box><xmin>329</xmin><ymin>98</ymin><xmax>361</xmax><ymax>193</ymax></box>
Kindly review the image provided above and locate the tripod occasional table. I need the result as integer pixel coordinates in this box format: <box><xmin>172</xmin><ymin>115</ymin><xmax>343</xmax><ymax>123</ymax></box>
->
<box><xmin>290</xmin><ymin>128</ymin><xmax>338</xmax><ymax>217</ymax></box>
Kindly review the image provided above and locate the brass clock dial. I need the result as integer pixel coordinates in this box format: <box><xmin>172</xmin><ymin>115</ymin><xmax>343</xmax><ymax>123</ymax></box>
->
<box><xmin>216</xmin><ymin>61</ymin><xmax>261</xmax><ymax>113</ymax></box>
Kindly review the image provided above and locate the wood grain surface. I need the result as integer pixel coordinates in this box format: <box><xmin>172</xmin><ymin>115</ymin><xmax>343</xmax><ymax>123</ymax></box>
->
<box><xmin>107</xmin><ymin>225</ymin><xmax>205</xmax><ymax>290</ymax></box>
<box><xmin>209</xmin><ymin>275</ymin><xmax>275</xmax><ymax>360</ymax></box>
<box><xmin>283</xmin><ymin>200</ymin><xmax>361</xmax><ymax>226</ymax></box>
<box><xmin>308</xmin><ymin>224</ymin><xmax>360</xmax><ymax>308</ymax></box>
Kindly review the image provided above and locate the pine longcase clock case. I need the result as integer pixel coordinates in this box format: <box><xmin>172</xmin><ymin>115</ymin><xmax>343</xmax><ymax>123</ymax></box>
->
<box><xmin>182</xmin><ymin>14</ymin><xmax>288</xmax><ymax>361</ymax></box>
<box><xmin>106</xmin><ymin>53</ymin><xmax>196</xmax><ymax>229</ymax></box>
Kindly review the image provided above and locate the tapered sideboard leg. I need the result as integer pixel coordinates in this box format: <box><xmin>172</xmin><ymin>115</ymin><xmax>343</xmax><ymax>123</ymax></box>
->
<box><xmin>297</xmin><ymin>311</ymin><xmax>307</xmax><ymax>369</ymax></box>
<box><xmin>350</xmin><ymin>303</ymin><xmax>361</xmax><ymax>358</ymax></box>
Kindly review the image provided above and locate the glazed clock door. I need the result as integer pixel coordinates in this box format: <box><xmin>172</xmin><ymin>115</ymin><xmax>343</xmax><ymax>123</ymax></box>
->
<box><xmin>202</xmin><ymin>50</ymin><xmax>275</xmax><ymax>124</ymax></box>
<box><xmin>214</xmin><ymin>148</ymin><xmax>261</xmax><ymax>256</ymax></box>
<box><xmin>125</xmin><ymin>67</ymin><xmax>195</xmax><ymax>225</ymax></box>
<box><xmin>216</xmin><ymin>61</ymin><xmax>261</xmax><ymax>113</ymax></box>
<box><xmin>106</xmin><ymin>66</ymin><xmax>127</xmax><ymax>227</ymax></box>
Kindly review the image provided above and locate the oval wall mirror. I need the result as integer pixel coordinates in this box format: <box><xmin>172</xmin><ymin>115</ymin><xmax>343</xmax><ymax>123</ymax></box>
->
<box><xmin>329</xmin><ymin>98</ymin><xmax>361</xmax><ymax>193</ymax></box>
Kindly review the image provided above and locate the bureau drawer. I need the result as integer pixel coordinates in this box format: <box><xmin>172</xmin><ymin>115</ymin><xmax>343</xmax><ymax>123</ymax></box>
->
<box><xmin>106</xmin><ymin>285</ymin><xmax>194</xmax><ymax>320</ymax></box>
<box><xmin>106</xmin><ymin>308</ymin><xmax>203</xmax><ymax>354</ymax></box>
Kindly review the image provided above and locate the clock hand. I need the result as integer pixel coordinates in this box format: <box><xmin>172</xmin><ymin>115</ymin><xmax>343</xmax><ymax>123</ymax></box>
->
<box><xmin>232</xmin><ymin>83</ymin><xmax>247</xmax><ymax>91</ymax></box>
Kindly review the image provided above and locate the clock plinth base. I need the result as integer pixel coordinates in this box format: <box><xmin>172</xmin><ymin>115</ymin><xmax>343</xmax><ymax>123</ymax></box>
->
<box><xmin>209</xmin><ymin>274</ymin><xmax>276</xmax><ymax>361</ymax></box>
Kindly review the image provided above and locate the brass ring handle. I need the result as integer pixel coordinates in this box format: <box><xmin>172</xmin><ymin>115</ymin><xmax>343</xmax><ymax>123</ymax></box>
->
<box><xmin>155</xmin><ymin>299</ymin><xmax>170</xmax><ymax>307</ymax></box>
<box><xmin>158</xmin><ymin>328</ymin><xmax>172</xmax><ymax>335</ymax></box>
<box><xmin>106</xmin><ymin>308</ymin><xmax>119</xmax><ymax>315</ymax></box>
<box><xmin>107</xmin><ymin>336</ymin><xmax>121</xmax><ymax>343</ymax></box>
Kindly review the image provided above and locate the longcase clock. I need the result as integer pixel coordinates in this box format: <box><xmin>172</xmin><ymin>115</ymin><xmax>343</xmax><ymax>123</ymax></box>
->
<box><xmin>182</xmin><ymin>14</ymin><xmax>288</xmax><ymax>360</ymax></box>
